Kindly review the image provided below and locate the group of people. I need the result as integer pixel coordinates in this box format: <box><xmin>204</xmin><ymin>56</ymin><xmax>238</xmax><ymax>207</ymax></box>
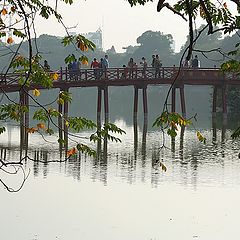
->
<box><xmin>43</xmin><ymin>53</ymin><xmax>163</xmax><ymax>81</ymax></box>
<box><xmin>68</xmin><ymin>59</ymin><xmax>81</xmax><ymax>80</ymax></box>
<box><xmin>43</xmin><ymin>54</ymin><xmax>201</xmax><ymax>81</ymax></box>
<box><xmin>90</xmin><ymin>55</ymin><xmax>109</xmax><ymax>79</ymax></box>
<box><xmin>121</xmin><ymin>54</ymin><xmax>162</xmax><ymax>79</ymax></box>
<box><xmin>183</xmin><ymin>55</ymin><xmax>201</xmax><ymax>68</ymax></box>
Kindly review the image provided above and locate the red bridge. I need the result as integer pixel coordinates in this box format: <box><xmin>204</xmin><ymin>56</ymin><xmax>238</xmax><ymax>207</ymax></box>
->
<box><xmin>1</xmin><ymin>66</ymin><xmax>237</xmax><ymax>146</ymax></box>
<box><xmin>0</xmin><ymin>66</ymin><xmax>237</xmax><ymax>116</ymax></box>
<box><xmin>0</xmin><ymin>66</ymin><xmax>238</xmax><ymax>90</ymax></box>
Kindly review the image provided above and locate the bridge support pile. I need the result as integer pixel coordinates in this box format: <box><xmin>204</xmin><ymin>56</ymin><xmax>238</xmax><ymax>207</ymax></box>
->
<box><xmin>171</xmin><ymin>85</ymin><xmax>186</xmax><ymax>118</ymax></box>
<box><xmin>133</xmin><ymin>86</ymin><xmax>148</xmax><ymax>122</ymax></box>
<box><xmin>212</xmin><ymin>85</ymin><xmax>228</xmax><ymax>123</ymax></box>
<box><xmin>19</xmin><ymin>89</ymin><xmax>29</xmax><ymax>148</ymax></box>
<box><xmin>97</xmin><ymin>87</ymin><xmax>109</xmax><ymax>124</ymax></box>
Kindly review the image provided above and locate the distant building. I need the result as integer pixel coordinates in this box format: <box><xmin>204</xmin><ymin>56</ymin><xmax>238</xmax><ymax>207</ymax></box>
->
<box><xmin>83</xmin><ymin>28</ymin><xmax>103</xmax><ymax>50</ymax></box>
<box><xmin>171</xmin><ymin>40</ymin><xmax>175</xmax><ymax>52</ymax></box>
<box><xmin>106</xmin><ymin>46</ymin><xmax>116</xmax><ymax>54</ymax></box>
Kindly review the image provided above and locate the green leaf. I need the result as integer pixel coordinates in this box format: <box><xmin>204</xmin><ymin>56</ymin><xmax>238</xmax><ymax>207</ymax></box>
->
<box><xmin>64</xmin><ymin>0</ymin><xmax>74</xmax><ymax>4</ymax></box>
<box><xmin>167</xmin><ymin>128</ymin><xmax>177</xmax><ymax>138</ymax></box>
<box><xmin>64</xmin><ymin>54</ymin><xmax>77</xmax><ymax>64</ymax></box>
<box><xmin>231</xmin><ymin>127</ymin><xmax>240</xmax><ymax>139</ymax></box>
<box><xmin>33</xmin><ymin>109</ymin><xmax>48</xmax><ymax>122</ymax></box>
<box><xmin>62</xmin><ymin>35</ymin><xmax>75</xmax><ymax>46</ymax></box>
<box><xmin>13</xmin><ymin>29</ymin><xmax>26</xmax><ymax>38</ymax></box>
<box><xmin>0</xmin><ymin>32</ymin><xmax>6</xmax><ymax>38</ymax></box>
<box><xmin>76</xmin><ymin>143</ymin><xmax>96</xmax><ymax>157</ymax></box>
<box><xmin>46</xmin><ymin>128</ymin><xmax>54</xmax><ymax>135</ymax></box>
<box><xmin>59</xmin><ymin>91</ymin><xmax>72</xmax><ymax>103</ymax></box>
<box><xmin>0</xmin><ymin>126</ymin><xmax>6</xmax><ymax>134</ymax></box>
<box><xmin>68</xmin><ymin>117</ymin><xmax>96</xmax><ymax>132</ymax></box>
<box><xmin>58</xmin><ymin>138</ymin><xmax>65</xmax><ymax>144</ymax></box>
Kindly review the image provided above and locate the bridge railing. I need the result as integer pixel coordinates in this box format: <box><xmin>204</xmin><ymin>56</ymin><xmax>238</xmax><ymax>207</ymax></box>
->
<box><xmin>0</xmin><ymin>67</ymin><xmax>239</xmax><ymax>89</ymax></box>
<box><xmin>59</xmin><ymin>67</ymin><xmax>179</xmax><ymax>82</ymax></box>
<box><xmin>0</xmin><ymin>72</ymin><xmax>23</xmax><ymax>85</ymax></box>
<box><xmin>224</xmin><ymin>71</ymin><xmax>240</xmax><ymax>81</ymax></box>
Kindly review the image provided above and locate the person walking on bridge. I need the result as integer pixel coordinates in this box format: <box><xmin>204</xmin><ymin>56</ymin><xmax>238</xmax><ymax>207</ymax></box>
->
<box><xmin>43</xmin><ymin>60</ymin><xmax>50</xmax><ymax>71</ymax></box>
<box><xmin>91</xmin><ymin>58</ymin><xmax>100</xmax><ymax>79</ymax></box>
<box><xmin>151</xmin><ymin>54</ymin><xmax>156</xmax><ymax>68</ymax></box>
<box><xmin>102</xmin><ymin>55</ymin><xmax>109</xmax><ymax>79</ymax></box>
<box><xmin>128</xmin><ymin>57</ymin><xmax>135</xmax><ymax>78</ymax></box>
<box><xmin>121</xmin><ymin>65</ymin><xmax>128</xmax><ymax>79</ymax></box>
<box><xmin>140</xmin><ymin>57</ymin><xmax>147</xmax><ymax>78</ymax></box>
<box><xmin>72</xmin><ymin>59</ymin><xmax>80</xmax><ymax>80</ymax></box>
<box><xmin>192</xmin><ymin>55</ymin><xmax>200</xmax><ymax>68</ymax></box>
<box><xmin>154</xmin><ymin>54</ymin><xmax>162</xmax><ymax>78</ymax></box>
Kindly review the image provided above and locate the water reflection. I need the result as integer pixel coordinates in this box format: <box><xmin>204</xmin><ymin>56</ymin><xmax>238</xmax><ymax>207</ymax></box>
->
<box><xmin>1</xmin><ymin>116</ymin><xmax>240</xmax><ymax>189</ymax></box>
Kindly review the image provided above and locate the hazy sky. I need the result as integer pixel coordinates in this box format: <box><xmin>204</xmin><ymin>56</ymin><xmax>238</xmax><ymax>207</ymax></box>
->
<box><xmin>34</xmin><ymin>0</ymin><xmax>192</xmax><ymax>52</ymax></box>
<box><xmin>34</xmin><ymin>0</ymin><xmax>236</xmax><ymax>53</ymax></box>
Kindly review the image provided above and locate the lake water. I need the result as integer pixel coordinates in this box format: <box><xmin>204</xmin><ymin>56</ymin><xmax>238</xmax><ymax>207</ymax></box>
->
<box><xmin>1</xmin><ymin>117</ymin><xmax>240</xmax><ymax>240</ymax></box>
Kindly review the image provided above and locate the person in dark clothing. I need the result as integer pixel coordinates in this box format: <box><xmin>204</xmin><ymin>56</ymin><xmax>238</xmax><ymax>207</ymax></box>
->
<box><xmin>192</xmin><ymin>55</ymin><xmax>200</xmax><ymax>68</ymax></box>
<box><xmin>140</xmin><ymin>57</ymin><xmax>147</xmax><ymax>78</ymax></box>
<box><xmin>151</xmin><ymin>54</ymin><xmax>156</xmax><ymax>68</ymax></box>
<box><xmin>99</xmin><ymin>58</ymin><xmax>104</xmax><ymax>78</ymax></box>
<box><xmin>68</xmin><ymin>62</ymin><xmax>73</xmax><ymax>80</ymax></box>
<box><xmin>102</xmin><ymin>55</ymin><xmax>109</xmax><ymax>78</ymax></box>
<box><xmin>72</xmin><ymin>60</ymin><xmax>79</xmax><ymax>80</ymax></box>
<box><xmin>127</xmin><ymin>58</ymin><xmax>134</xmax><ymax>78</ymax></box>
<box><xmin>128</xmin><ymin>57</ymin><xmax>134</xmax><ymax>78</ymax></box>
<box><xmin>43</xmin><ymin>60</ymin><xmax>50</xmax><ymax>71</ymax></box>
<box><xmin>154</xmin><ymin>54</ymin><xmax>162</xmax><ymax>78</ymax></box>
<box><xmin>121</xmin><ymin>65</ymin><xmax>128</xmax><ymax>79</ymax></box>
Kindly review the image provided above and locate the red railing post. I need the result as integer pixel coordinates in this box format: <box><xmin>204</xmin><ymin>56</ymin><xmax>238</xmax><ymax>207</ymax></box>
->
<box><xmin>65</xmin><ymin>67</ymin><xmax>68</xmax><ymax>81</ymax></box>
<box><xmin>117</xmin><ymin>68</ymin><xmax>119</xmax><ymax>79</ymax></box>
<box><xmin>60</xmin><ymin>67</ymin><xmax>63</xmax><ymax>81</ymax></box>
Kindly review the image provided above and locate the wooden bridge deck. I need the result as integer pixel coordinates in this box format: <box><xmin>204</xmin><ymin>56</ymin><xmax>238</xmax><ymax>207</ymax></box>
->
<box><xmin>0</xmin><ymin>67</ymin><xmax>239</xmax><ymax>93</ymax></box>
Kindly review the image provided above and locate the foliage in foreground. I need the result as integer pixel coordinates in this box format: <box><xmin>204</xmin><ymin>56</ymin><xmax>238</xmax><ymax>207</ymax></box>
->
<box><xmin>0</xmin><ymin>0</ymin><xmax>126</xmax><ymax>192</ymax></box>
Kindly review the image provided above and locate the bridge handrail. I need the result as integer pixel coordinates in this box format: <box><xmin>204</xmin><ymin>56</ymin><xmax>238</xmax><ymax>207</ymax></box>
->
<box><xmin>0</xmin><ymin>67</ymin><xmax>238</xmax><ymax>89</ymax></box>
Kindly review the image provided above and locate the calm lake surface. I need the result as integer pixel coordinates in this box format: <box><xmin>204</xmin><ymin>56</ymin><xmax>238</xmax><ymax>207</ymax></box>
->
<box><xmin>1</xmin><ymin>115</ymin><xmax>240</xmax><ymax>240</ymax></box>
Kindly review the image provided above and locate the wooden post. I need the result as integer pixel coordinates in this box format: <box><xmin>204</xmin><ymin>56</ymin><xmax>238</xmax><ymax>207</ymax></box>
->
<box><xmin>24</xmin><ymin>90</ymin><xmax>29</xmax><ymax>147</ymax></box>
<box><xmin>212</xmin><ymin>86</ymin><xmax>217</xmax><ymax>117</ymax></box>
<box><xmin>104</xmin><ymin>87</ymin><xmax>109</xmax><ymax>123</ymax></box>
<box><xmin>222</xmin><ymin>121</ymin><xmax>226</xmax><ymax>143</ymax></box>
<box><xmin>133</xmin><ymin>116</ymin><xmax>138</xmax><ymax>160</ymax></box>
<box><xmin>117</xmin><ymin>68</ymin><xmax>120</xmax><ymax>79</ymax></box>
<box><xmin>179</xmin><ymin>126</ymin><xmax>185</xmax><ymax>162</ymax></box>
<box><xmin>65</xmin><ymin>67</ymin><xmax>68</xmax><ymax>81</ymax></box>
<box><xmin>222</xmin><ymin>85</ymin><xmax>227</xmax><ymax>122</ymax></box>
<box><xmin>171</xmin><ymin>87</ymin><xmax>176</xmax><ymax>113</ymax></box>
<box><xmin>60</xmin><ymin>67</ymin><xmax>63</xmax><ymax>81</ymax></box>
<box><xmin>63</xmin><ymin>88</ymin><xmax>69</xmax><ymax>150</ymax></box>
<box><xmin>171</xmin><ymin>86</ymin><xmax>176</xmax><ymax>153</ymax></box>
<box><xmin>85</xmin><ymin>69</ymin><xmax>87</xmax><ymax>81</ymax></box>
<box><xmin>96</xmin><ymin>87</ymin><xmax>102</xmax><ymax>158</ymax></box>
<box><xmin>97</xmin><ymin>87</ymin><xmax>102</xmax><ymax>122</ymax></box>
<box><xmin>212</xmin><ymin>115</ymin><xmax>217</xmax><ymax>143</ymax></box>
<box><xmin>180</xmin><ymin>85</ymin><xmax>186</xmax><ymax>118</ymax></box>
<box><xmin>19</xmin><ymin>89</ymin><xmax>25</xmax><ymax>147</ymax></box>
<box><xmin>142</xmin><ymin>119</ymin><xmax>147</xmax><ymax>162</ymax></box>
<box><xmin>142</xmin><ymin>87</ymin><xmax>148</xmax><ymax>120</ymax></box>
<box><xmin>58</xmin><ymin>90</ymin><xmax>63</xmax><ymax>149</ymax></box>
<box><xmin>133</xmin><ymin>87</ymin><xmax>138</xmax><ymax>119</ymax></box>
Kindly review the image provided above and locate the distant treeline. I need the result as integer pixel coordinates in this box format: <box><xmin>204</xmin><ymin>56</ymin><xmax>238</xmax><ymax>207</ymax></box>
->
<box><xmin>0</xmin><ymin>26</ymin><xmax>239</xmax><ymax>71</ymax></box>
<box><xmin>0</xmin><ymin>27</ymin><xmax>240</xmax><ymax>117</ymax></box>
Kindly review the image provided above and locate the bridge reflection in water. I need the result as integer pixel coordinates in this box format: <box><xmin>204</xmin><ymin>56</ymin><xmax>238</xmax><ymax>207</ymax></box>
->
<box><xmin>0</xmin><ymin>114</ymin><xmax>228</xmax><ymax>187</ymax></box>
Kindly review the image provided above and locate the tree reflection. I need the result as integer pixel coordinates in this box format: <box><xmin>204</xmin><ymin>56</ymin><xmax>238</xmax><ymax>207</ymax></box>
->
<box><xmin>1</xmin><ymin>112</ymin><xmax>236</xmax><ymax>191</ymax></box>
